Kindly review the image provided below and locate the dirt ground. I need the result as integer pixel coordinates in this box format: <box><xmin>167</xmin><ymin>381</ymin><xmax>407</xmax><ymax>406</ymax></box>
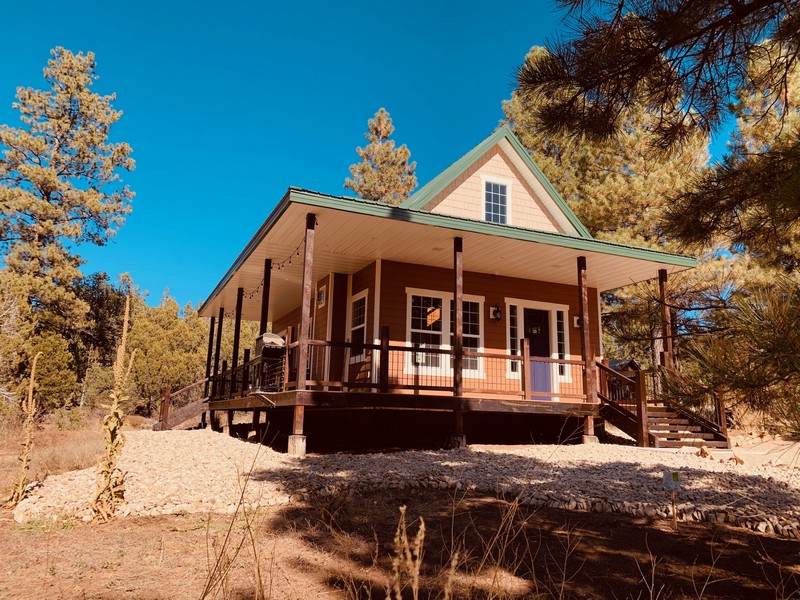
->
<box><xmin>1</xmin><ymin>487</ymin><xmax>799</xmax><ymax>600</ymax></box>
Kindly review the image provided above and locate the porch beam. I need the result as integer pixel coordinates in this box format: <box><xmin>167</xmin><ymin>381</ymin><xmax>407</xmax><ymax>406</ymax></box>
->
<box><xmin>203</xmin><ymin>316</ymin><xmax>215</xmax><ymax>398</ymax></box>
<box><xmin>658</xmin><ymin>269</ymin><xmax>674</xmax><ymax>368</ymax></box>
<box><xmin>211</xmin><ymin>307</ymin><xmax>224</xmax><ymax>399</ymax></box>
<box><xmin>259</xmin><ymin>258</ymin><xmax>272</xmax><ymax>337</ymax></box>
<box><xmin>577</xmin><ymin>256</ymin><xmax>598</xmax><ymax>443</ymax></box>
<box><xmin>230</xmin><ymin>287</ymin><xmax>244</xmax><ymax>392</ymax></box>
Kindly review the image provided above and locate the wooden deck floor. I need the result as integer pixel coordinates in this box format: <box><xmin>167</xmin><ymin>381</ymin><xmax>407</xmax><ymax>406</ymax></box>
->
<box><xmin>207</xmin><ymin>389</ymin><xmax>598</xmax><ymax>416</ymax></box>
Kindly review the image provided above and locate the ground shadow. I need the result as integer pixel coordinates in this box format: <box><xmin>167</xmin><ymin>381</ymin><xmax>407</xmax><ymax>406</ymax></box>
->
<box><xmin>243</xmin><ymin>448</ymin><xmax>800</xmax><ymax>599</ymax></box>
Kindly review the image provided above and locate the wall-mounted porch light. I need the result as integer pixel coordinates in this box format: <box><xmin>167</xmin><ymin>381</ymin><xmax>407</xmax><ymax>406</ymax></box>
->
<box><xmin>491</xmin><ymin>305</ymin><xmax>502</xmax><ymax>321</ymax></box>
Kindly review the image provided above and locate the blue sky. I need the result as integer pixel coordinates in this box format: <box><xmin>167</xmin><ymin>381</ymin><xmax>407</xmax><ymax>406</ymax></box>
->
<box><xmin>1</xmin><ymin>1</ymin><xmax>728</xmax><ymax>307</ymax></box>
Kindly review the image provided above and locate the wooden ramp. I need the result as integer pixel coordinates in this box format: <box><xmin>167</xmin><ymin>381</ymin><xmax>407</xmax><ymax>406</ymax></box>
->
<box><xmin>153</xmin><ymin>397</ymin><xmax>206</xmax><ymax>431</ymax></box>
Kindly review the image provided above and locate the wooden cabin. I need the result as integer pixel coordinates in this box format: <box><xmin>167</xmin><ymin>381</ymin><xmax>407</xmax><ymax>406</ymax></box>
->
<box><xmin>197</xmin><ymin>126</ymin><xmax>703</xmax><ymax>457</ymax></box>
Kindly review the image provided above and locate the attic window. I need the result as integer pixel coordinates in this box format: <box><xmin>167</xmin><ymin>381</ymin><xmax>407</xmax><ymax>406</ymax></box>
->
<box><xmin>485</xmin><ymin>181</ymin><xmax>507</xmax><ymax>224</ymax></box>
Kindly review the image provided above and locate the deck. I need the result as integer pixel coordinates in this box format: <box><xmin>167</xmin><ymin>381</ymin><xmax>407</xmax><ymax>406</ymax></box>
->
<box><xmin>206</xmin><ymin>333</ymin><xmax>597</xmax><ymax>418</ymax></box>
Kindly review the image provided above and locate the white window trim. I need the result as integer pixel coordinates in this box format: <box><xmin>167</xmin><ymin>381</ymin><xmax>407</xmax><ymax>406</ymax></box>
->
<box><xmin>481</xmin><ymin>174</ymin><xmax>513</xmax><ymax>226</ymax></box>
<box><xmin>349</xmin><ymin>289</ymin><xmax>369</xmax><ymax>364</ymax></box>
<box><xmin>504</xmin><ymin>298</ymin><xmax>572</xmax><ymax>386</ymax></box>
<box><xmin>404</xmin><ymin>287</ymin><xmax>485</xmax><ymax>378</ymax></box>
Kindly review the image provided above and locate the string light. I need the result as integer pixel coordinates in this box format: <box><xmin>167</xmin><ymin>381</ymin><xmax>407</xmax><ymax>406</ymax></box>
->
<box><xmin>219</xmin><ymin>219</ymin><xmax>319</xmax><ymax>317</ymax></box>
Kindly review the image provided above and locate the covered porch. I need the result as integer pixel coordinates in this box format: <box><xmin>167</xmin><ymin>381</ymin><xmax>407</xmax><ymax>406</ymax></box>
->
<box><xmin>198</xmin><ymin>189</ymin><xmax>694</xmax><ymax>456</ymax></box>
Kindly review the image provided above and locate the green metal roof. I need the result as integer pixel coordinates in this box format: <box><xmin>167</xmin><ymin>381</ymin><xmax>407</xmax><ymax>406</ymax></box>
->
<box><xmin>199</xmin><ymin>186</ymin><xmax>696</xmax><ymax>316</ymax></box>
<box><xmin>289</xmin><ymin>188</ymin><xmax>695</xmax><ymax>266</ymax></box>
<box><xmin>399</xmin><ymin>124</ymin><xmax>593</xmax><ymax>239</ymax></box>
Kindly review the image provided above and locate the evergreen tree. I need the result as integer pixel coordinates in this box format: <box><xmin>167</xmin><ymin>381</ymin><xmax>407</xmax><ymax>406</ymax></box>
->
<box><xmin>345</xmin><ymin>108</ymin><xmax>417</xmax><ymax>204</ymax></box>
<box><xmin>514</xmin><ymin>1</ymin><xmax>800</xmax><ymax>255</ymax></box>
<box><xmin>0</xmin><ymin>47</ymin><xmax>134</xmax><ymax>331</ymax></box>
<box><xmin>28</xmin><ymin>331</ymin><xmax>79</xmax><ymax>411</ymax></box>
<box><xmin>505</xmin><ymin>47</ymin><xmax>717</xmax><ymax>367</ymax></box>
<box><xmin>0</xmin><ymin>47</ymin><xmax>133</xmax><ymax>400</ymax></box>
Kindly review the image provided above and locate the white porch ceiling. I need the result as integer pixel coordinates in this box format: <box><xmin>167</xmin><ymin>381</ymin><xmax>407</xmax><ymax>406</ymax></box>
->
<box><xmin>200</xmin><ymin>198</ymin><xmax>694</xmax><ymax>323</ymax></box>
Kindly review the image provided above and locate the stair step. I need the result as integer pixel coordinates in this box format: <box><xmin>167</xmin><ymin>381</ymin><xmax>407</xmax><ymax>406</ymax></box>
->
<box><xmin>648</xmin><ymin>425</ymin><xmax>703</xmax><ymax>432</ymax></box>
<box><xmin>654</xmin><ymin>439</ymin><xmax>729</xmax><ymax>448</ymax></box>
<box><xmin>651</xmin><ymin>431</ymin><xmax>719</xmax><ymax>440</ymax></box>
<box><xmin>647</xmin><ymin>418</ymin><xmax>690</xmax><ymax>425</ymax></box>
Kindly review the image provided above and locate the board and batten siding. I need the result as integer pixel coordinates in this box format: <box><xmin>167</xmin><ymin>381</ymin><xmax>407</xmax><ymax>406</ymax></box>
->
<box><xmin>379</xmin><ymin>260</ymin><xmax>601</xmax><ymax>358</ymax></box>
<box><xmin>423</xmin><ymin>147</ymin><xmax>564</xmax><ymax>234</ymax></box>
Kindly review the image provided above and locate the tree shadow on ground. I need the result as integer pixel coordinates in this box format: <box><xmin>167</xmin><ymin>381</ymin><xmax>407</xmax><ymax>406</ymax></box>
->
<box><xmin>246</xmin><ymin>449</ymin><xmax>800</xmax><ymax>599</ymax></box>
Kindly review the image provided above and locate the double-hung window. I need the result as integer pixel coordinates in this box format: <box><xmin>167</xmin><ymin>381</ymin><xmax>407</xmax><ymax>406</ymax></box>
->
<box><xmin>450</xmin><ymin>300</ymin><xmax>481</xmax><ymax>371</ymax></box>
<box><xmin>410</xmin><ymin>295</ymin><xmax>443</xmax><ymax>368</ymax></box>
<box><xmin>350</xmin><ymin>292</ymin><xmax>367</xmax><ymax>360</ymax></box>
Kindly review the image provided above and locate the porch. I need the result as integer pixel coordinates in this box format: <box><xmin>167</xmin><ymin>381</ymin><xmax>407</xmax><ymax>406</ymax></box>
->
<box><xmin>195</xmin><ymin>188</ymin><xmax>702</xmax><ymax>456</ymax></box>
<box><xmin>207</xmin><ymin>332</ymin><xmax>594</xmax><ymax>415</ymax></box>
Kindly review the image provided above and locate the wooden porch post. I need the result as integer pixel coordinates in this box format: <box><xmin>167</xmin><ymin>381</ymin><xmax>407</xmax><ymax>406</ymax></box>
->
<box><xmin>231</xmin><ymin>287</ymin><xmax>244</xmax><ymax>394</ymax></box>
<box><xmin>522</xmin><ymin>338</ymin><xmax>532</xmax><ymax>401</ymax></box>
<box><xmin>379</xmin><ymin>325</ymin><xmax>389</xmax><ymax>394</ymax></box>
<box><xmin>221</xmin><ymin>360</ymin><xmax>228</xmax><ymax>398</ymax></box>
<box><xmin>203</xmin><ymin>316</ymin><xmax>215</xmax><ymax>398</ymax></box>
<box><xmin>635</xmin><ymin>370</ymin><xmax>650</xmax><ymax>447</ymax></box>
<box><xmin>577</xmin><ymin>256</ymin><xmax>599</xmax><ymax>444</ymax></box>
<box><xmin>259</xmin><ymin>259</ymin><xmax>272</xmax><ymax>337</ymax></box>
<box><xmin>658</xmin><ymin>269</ymin><xmax>674</xmax><ymax>368</ymax></box>
<box><xmin>211</xmin><ymin>308</ymin><xmax>224</xmax><ymax>399</ymax></box>
<box><xmin>290</xmin><ymin>213</ymin><xmax>316</xmax><ymax>458</ymax></box>
<box><xmin>242</xmin><ymin>349</ymin><xmax>250</xmax><ymax>395</ymax></box>
<box><xmin>159</xmin><ymin>388</ymin><xmax>171</xmax><ymax>430</ymax></box>
<box><xmin>450</xmin><ymin>236</ymin><xmax>466</xmax><ymax>448</ymax></box>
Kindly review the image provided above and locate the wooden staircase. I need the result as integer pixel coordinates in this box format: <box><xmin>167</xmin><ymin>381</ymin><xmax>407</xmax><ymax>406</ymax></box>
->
<box><xmin>645</xmin><ymin>403</ymin><xmax>729</xmax><ymax>448</ymax></box>
<box><xmin>597</xmin><ymin>364</ymin><xmax>729</xmax><ymax>449</ymax></box>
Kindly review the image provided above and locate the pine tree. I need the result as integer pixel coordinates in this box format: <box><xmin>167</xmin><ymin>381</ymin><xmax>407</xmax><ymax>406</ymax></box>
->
<box><xmin>0</xmin><ymin>47</ymin><xmax>133</xmax><ymax>401</ymax></box>
<box><xmin>513</xmin><ymin>1</ymin><xmax>800</xmax><ymax>258</ymax></box>
<box><xmin>345</xmin><ymin>108</ymin><xmax>417</xmax><ymax>204</ymax></box>
<box><xmin>0</xmin><ymin>47</ymin><xmax>134</xmax><ymax>331</ymax></box>
<box><xmin>505</xmin><ymin>47</ymin><xmax>717</xmax><ymax>367</ymax></box>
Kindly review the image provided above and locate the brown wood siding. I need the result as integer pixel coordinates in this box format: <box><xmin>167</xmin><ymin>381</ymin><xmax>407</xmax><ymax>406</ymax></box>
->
<box><xmin>351</xmin><ymin>262</ymin><xmax>376</xmax><ymax>344</ymax></box>
<box><xmin>330</xmin><ymin>273</ymin><xmax>349</xmax><ymax>343</ymax></box>
<box><xmin>379</xmin><ymin>260</ymin><xmax>601</xmax><ymax>358</ymax></box>
<box><xmin>329</xmin><ymin>273</ymin><xmax>349</xmax><ymax>382</ymax></box>
<box><xmin>313</xmin><ymin>274</ymin><xmax>330</xmax><ymax>340</ymax></box>
<box><xmin>273</xmin><ymin>307</ymin><xmax>301</xmax><ymax>338</ymax></box>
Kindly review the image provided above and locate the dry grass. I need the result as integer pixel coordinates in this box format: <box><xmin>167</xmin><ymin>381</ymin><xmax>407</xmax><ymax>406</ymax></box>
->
<box><xmin>0</xmin><ymin>422</ymin><xmax>105</xmax><ymax>497</ymax></box>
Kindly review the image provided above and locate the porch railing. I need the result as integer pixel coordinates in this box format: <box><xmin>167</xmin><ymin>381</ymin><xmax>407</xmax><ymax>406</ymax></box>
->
<box><xmin>209</xmin><ymin>335</ymin><xmax>592</xmax><ymax>403</ymax></box>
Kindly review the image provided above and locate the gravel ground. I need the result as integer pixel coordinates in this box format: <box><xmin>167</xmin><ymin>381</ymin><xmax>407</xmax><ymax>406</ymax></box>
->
<box><xmin>12</xmin><ymin>429</ymin><xmax>800</xmax><ymax>538</ymax></box>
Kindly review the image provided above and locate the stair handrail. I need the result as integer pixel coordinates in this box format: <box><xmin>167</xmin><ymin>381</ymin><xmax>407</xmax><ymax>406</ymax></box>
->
<box><xmin>155</xmin><ymin>375</ymin><xmax>209</xmax><ymax>431</ymax></box>
<box><xmin>597</xmin><ymin>362</ymin><xmax>638</xmax><ymax>416</ymax></box>
<box><xmin>643</xmin><ymin>369</ymin><xmax>727</xmax><ymax>440</ymax></box>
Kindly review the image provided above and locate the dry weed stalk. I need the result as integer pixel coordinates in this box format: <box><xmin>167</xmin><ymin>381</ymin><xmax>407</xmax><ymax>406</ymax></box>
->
<box><xmin>386</xmin><ymin>505</ymin><xmax>426</xmax><ymax>600</ymax></box>
<box><xmin>6</xmin><ymin>351</ymin><xmax>43</xmax><ymax>506</ymax></box>
<box><xmin>92</xmin><ymin>296</ymin><xmax>136</xmax><ymax>522</ymax></box>
<box><xmin>201</xmin><ymin>430</ymin><xmax>274</xmax><ymax>600</ymax></box>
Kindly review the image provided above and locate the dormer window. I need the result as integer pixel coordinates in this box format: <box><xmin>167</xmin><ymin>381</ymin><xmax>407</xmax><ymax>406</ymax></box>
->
<box><xmin>484</xmin><ymin>180</ymin><xmax>508</xmax><ymax>224</ymax></box>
